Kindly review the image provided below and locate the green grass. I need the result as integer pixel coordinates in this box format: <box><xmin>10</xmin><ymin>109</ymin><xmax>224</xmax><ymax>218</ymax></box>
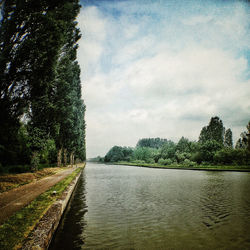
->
<box><xmin>113</xmin><ymin>161</ymin><xmax>250</xmax><ymax>171</ymax></box>
<box><xmin>0</xmin><ymin>165</ymin><xmax>84</xmax><ymax>250</ymax></box>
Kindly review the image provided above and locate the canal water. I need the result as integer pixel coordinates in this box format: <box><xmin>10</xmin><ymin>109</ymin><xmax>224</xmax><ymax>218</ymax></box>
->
<box><xmin>49</xmin><ymin>163</ymin><xmax>250</xmax><ymax>249</ymax></box>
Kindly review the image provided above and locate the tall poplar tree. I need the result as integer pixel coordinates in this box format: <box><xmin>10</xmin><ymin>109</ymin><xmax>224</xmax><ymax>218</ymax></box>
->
<box><xmin>0</xmin><ymin>0</ymin><xmax>86</xmax><ymax>168</ymax></box>
<box><xmin>224</xmin><ymin>128</ymin><xmax>233</xmax><ymax>148</ymax></box>
<box><xmin>199</xmin><ymin>116</ymin><xmax>224</xmax><ymax>145</ymax></box>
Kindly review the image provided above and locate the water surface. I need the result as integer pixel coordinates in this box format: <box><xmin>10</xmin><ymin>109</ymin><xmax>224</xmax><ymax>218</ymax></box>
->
<box><xmin>50</xmin><ymin>163</ymin><xmax>250</xmax><ymax>249</ymax></box>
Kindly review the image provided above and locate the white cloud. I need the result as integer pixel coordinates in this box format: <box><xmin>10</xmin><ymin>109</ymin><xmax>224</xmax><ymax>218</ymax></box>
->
<box><xmin>182</xmin><ymin>15</ymin><xmax>213</xmax><ymax>26</ymax></box>
<box><xmin>78</xmin><ymin>1</ymin><xmax>250</xmax><ymax>157</ymax></box>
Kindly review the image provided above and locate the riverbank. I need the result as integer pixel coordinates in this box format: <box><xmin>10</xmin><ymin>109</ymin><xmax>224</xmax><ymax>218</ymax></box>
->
<box><xmin>110</xmin><ymin>161</ymin><xmax>250</xmax><ymax>172</ymax></box>
<box><xmin>0</xmin><ymin>163</ymin><xmax>85</xmax><ymax>249</ymax></box>
<box><xmin>0</xmin><ymin>167</ymin><xmax>63</xmax><ymax>193</ymax></box>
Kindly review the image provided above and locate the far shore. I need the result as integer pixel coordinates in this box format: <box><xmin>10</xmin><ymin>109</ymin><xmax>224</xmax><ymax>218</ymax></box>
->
<box><xmin>89</xmin><ymin>161</ymin><xmax>250</xmax><ymax>172</ymax></box>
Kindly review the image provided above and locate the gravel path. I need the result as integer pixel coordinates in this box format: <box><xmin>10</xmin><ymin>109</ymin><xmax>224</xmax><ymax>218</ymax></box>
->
<box><xmin>0</xmin><ymin>166</ymin><xmax>77</xmax><ymax>225</ymax></box>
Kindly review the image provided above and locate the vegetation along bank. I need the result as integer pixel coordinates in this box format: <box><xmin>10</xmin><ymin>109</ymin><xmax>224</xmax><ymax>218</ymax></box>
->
<box><xmin>0</xmin><ymin>164</ymin><xmax>85</xmax><ymax>250</ymax></box>
<box><xmin>91</xmin><ymin>117</ymin><xmax>250</xmax><ymax>169</ymax></box>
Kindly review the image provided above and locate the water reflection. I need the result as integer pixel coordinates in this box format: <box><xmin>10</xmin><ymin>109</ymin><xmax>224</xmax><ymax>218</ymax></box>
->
<box><xmin>50</xmin><ymin>164</ymin><xmax>250</xmax><ymax>250</ymax></box>
<box><xmin>49</xmin><ymin>171</ymin><xmax>88</xmax><ymax>250</ymax></box>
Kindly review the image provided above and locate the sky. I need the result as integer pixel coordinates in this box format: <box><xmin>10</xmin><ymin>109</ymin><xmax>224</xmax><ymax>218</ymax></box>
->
<box><xmin>77</xmin><ymin>0</ymin><xmax>250</xmax><ymax>158</ymax></box>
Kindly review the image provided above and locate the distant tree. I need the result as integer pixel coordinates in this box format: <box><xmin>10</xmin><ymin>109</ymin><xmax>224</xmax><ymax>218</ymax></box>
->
<box><xmin>136</xmin><ymin>138</ymin><xmax>168</xmax><ymax>149</ymax></box>
<box><xmin>176</xmin><ymin>137</ymin><xmax>191</xmax><ymax>153</ymax></box>
<box><xmin>132</xmin><ymin>147</ymin><xmax>156</xmax><ymax>163</ymax></box>
<box><xmin>104</xmin><ymin>146</ymin><xmax>133</xmax><ymax>162</ymax></box>
<box><xmin>160</xmin><ymin>140</ymin><xmax>176</xmax><ymax>160</ymax></box>
<box><xmin>199</xmin><ymin>140</ymin><xmax>223</xmax><ymax>162</ymax></box>
<box><xmin>247</xmin><ymin>121</ymin><xmax>250</xmax><ymax>153</ymax></box>
<box><xmin>235</xmin><ymin>132</ymin><xmax>248</xmax><ymax>149</ymax></box>
<box><xmin>224</xmin><ymin>128</ymin><xmax>233</xmax><ymax>148</ymax></box>
<box><xmin>199</xmin><ymin>116</ymin><xmax>224</xmax><ymax>145</ymax></box>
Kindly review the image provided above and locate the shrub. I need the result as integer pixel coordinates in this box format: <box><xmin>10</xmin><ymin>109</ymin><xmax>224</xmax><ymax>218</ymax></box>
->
<box><xmin>199</xmin><ymin>140</ymin><xmax>223</xmax><ymax>163</ymax></box>
<box><xmin>158</xmin><ymin>158</ymin><xmax>172</xmax><ymax>165</ymax></box>
<box><xmin>182</xmin><ymin>159</ymin><xmax>196</xmax><ymax>167</ymax></box>
<box><xmin>191</xmin><ymin>152</ymin><xmax>203</xmax><ymax>164</ymax></box>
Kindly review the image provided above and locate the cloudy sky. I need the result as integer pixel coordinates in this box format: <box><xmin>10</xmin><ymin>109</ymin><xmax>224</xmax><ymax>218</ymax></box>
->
<box><xmin>78</xmin><ymin>0</ymin><xmax>250</xmax><ymax>158</ymax></box>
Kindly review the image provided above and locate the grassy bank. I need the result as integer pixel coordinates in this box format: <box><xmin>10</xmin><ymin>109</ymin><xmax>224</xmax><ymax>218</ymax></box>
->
<box><xmin>0</xmin><ymin>167</ymin><xmax>64</xmax><ymax>193</ymax></box>
<box><xmin>0</xmin><ymin>164</ymin><xmax>84</xmax><ymax>250</ymax></box>
<box><xmin>112</xmin><ymin>161</ymin><xmax>250</xmax><ymax>172</ymax></box>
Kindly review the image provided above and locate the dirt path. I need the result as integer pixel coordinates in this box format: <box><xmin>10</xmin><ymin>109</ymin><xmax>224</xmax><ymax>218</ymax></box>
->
<box><xmin>0</xmin><ymin>166</ymin><xmax>78</xmax><ymax>225</ymax></box>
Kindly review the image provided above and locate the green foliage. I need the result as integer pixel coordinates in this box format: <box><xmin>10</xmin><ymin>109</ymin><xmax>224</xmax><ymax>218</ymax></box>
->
<box><xmin>102</xmin><ymin>118</ymin><xmax>250</xmax><ymax>167</ymax></box>
<box><xmin>235</xmin><ymin>131</ymin><xmax>248</xmax><ymax>150</ymax></box>
<box><xmin>182</xmin><ymin>159</ymin><xmax>196</xmax><ymax>167</ymax></box>
<box><xmin>0</xmin><ymin>166</ymin><xmax>83</xmax><ymax>249</ymax></box>
<box><xmin>40</xmin><ymin>139</ymin><xmax>57</xmax><ymax>164</ymax></box>
<box><xmin>0</xmin><ymin>0</ymin><xmax>85</xmax><ymax>168</ymax></box>
<box><xmin>214</xmin><ymin>148</ymin><xmax>250</xmax><ymax>165</ymax></box>
<box><xmin>30</xmin><ymin>152</ymin><xmax>40</xmax><ymax>172</ymax></box>
<box><xmin>175</xmin><ymin>151</ymin><xmax>191</xmax><ymax>163</ymax></box>
<box><xmin>176</xmin><ymin>137</ymin><xmax>192</xmax><ymax>153</ymax></box>
<box><xmin>224</xmin><ymin>128</ymin><xmax>233</xmax><ymax>148</ymax></box>
<box><xmin>199</xmin><ymin>140</ymin><xmax>223</xmax><ymax>162</ymax></box>
<box><xmin>132</xmin><ymin>147</ymin><xmax>157</xmax><ymax>163</ymax></box>
<box><xmin>104</xmin><ymin>146</ymin><xmax>133</xmax><ymax>162</ymax></box>
<box><xmin>199</xmin><ymin>116</ymin><xmax>224</xmax><ymax>145</ymax></box>
<box><xmin>160</xmin><ymin>140</ymin><xmax>176</xmax><ymax>160</ymax></box>
<box><xmin>133</xmin><ymin>160</ymin><xmax>146</xmax><ymax>164</ymax></box>
<box><xmin>247</xmin><ymin>121</ymin><xmax>250</xmax><ymax>153</ymax></box>
<box><xmin>136</xmin><ymin>138</ymin><xmax>168</xmax><ymax>149</ymax></box>
<box><xmin>158</xmin><ymin>158</ymin><xmax>172</xmax><ymax>165</ymax></box>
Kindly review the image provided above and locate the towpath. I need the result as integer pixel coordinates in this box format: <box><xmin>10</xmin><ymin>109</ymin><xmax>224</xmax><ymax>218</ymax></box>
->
<box><xmin>0</xmin><ymin>166</ymin><xmax>78</xmax><ymax>225</ymax></box>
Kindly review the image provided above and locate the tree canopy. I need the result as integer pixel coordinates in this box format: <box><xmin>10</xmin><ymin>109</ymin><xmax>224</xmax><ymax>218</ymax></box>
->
<box><xmin>103</xmin><ymin>117</ymin><xmax>250</xmax><ymax>166</ymax></box>
<box><xmin>0</xmin><ymin>0</ymin><xmax>85</xmax><ymax>170</ymax></box>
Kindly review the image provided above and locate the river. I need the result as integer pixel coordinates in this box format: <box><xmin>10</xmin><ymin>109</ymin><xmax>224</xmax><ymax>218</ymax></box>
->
<box><xmin>49</xmin><ymin>163</ymin><xmax>250</xmax><ymax>249</ymax></box>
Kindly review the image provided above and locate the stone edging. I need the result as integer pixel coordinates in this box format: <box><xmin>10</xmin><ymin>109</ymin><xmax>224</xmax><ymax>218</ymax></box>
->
<box><xmin>21</xmin><ymin>168</ymin><xmax>83</xmax><ymax>250</ymax></box>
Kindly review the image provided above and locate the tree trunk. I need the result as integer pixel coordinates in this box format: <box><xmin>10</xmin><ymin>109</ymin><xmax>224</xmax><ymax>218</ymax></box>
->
<box><xmin>70</xmin><ymin>152</ymin><xmax>75</xmax><ymax>166</ymax></box>
<box><xmin>31</xmin><ymin>151</ymin><xmax>39</xmax><ymax>172</ymax></box>
<box><xmin>63</xmin><ymin>148</ymin><xmax>67</xmax><ymax>166</ymax></box>
<box><xmin>57</xmin><ymin>148</ymin><xmax>62</xmax><ymax>167</ymax></box>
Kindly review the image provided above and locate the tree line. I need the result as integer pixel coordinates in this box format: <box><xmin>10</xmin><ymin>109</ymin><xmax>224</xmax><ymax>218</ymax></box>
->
<box><xmin>0</xmin><ymin>0</ymin><xmax>85</xmax><ymax>171</ymax></box>
<box><xmin>99</xmin><ymin>117</ymin><xmax>250</xmax><ymax>166</ymax></box>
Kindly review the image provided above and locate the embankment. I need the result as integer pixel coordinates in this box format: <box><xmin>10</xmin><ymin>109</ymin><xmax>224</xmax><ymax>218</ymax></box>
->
<box><xmin>111</xmin><ymin>162</ymin><xmax>250</xmax><ymax>172</ymax></box>
<box><xmin>0</xmin><ymin>164</ymin><xmax>85</xmax><ymax>250</ymax></box>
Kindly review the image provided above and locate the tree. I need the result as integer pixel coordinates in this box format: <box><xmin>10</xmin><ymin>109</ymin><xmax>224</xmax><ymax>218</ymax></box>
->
<box><xmin>104</xmin><ymin>146</ymin><xmax>125</xmax><ymax>162</ymax></box>
<box><xmin>224</xmin><ymin>128</ymin><xmax>233</xmax><ymax>148</ymax></box>
<box><xmin>132</xmin><ymin>147</ymin><xmax>156</xmax><ymax>163</ymax></box>
<box><xmin>136</xmin><ymin>138</ymin><xmax>168</xmax><ymax>149</ymax></box>
<box><xmin>104</xmin><ymin>146</ymin><xmax>133</xmax><ymax>162</ymax></box>
<box><xmin>247</xmin><ymin>121</ymin><xmax>250</xmax><ymax>153</ymax></box>
<box><xmin>199</xmin><ymin>116</ymin><xmax>224</xmax><ymax>145</ymax></box>
<box><xmin>176</xmin><ymin>137</ymin><xmax>191</xmax><ymax>153</ymax></box>
<box><xmin>0</xmin><ymin>0</ymin><xmax>85</xmax><ymax>168</ymax></box>
<box><xmin>159</xmin><ymin>140</ymin><xmax>176</xmax><ymax>160</ymax></box>
<box><xmin>235</xmin><ymin>132</ymin><xmax>248</xmax><ymax>149</ymax></box>
<box><xmin>199</xmin><ymin>140</ymin><xmax>222</xmax><ymax>162</ymax></box>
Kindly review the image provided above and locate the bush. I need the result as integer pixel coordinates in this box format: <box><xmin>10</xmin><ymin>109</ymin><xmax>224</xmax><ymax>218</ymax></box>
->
<box><xmin>214</xmin><ymin>148</ymin><xmax>234</xmax><ymax>164</ymax></box>
<box><xmin>199</xmin><ymin>140</ymin><xmax>223</xmax><ymax>163</ymax></box>
<box><xmin>182</xmin><ymin>159</ymin><xmax>196</xmax><ymax>167</ymax></box>
<box><xmin>175</xmin><ymin>151</ymin><xmax>191</xmax><ymax>163</ymax></box>
<box><xmin>158</xmin><ymin>158</ymin><xmax>172</xmax><ymax>165</ymax></box>
<box><xmin>132</xmin><ymin>147</ymin><xmax>156</xmax><ymax>163</ymax></box>
<box><xmin>191</xmin><ymin>152</ymin><xmax>203</xmax><ymax>164</ymax></box>
<box><xmin>214</xmin><ymin>148</ymin><xmax>250</xmax><ymax>165</ymax></box>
